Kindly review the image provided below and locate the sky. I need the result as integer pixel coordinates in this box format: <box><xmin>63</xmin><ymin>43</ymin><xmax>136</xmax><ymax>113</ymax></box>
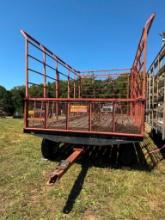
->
<box><xmin>0</xmin><ymin>0</ymin><xmax>164</xmax><ymax>90</ymax></box>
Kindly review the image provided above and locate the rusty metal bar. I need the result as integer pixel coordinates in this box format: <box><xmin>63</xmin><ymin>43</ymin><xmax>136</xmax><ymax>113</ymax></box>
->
<box><xmin>25</xmin><ymin>39</ymin><xmax>29</xmax><ymax>98</ymax></box>
<box><xmin>47</xmin><ymin>148</ymin><xmax>84</xmax><ymax>185</ymax></box>
<box><xmin>74</xmin><ymin>80</ymin><xmax>76</xmax><ymax>98</ymax></box>
<box><xmin>80</xmin><ymin>68</ymin><xmax>130</xmax><ymax>74</ymax></box>
<box><xmin>112</xmin><ymin>102</ymin><xmax>115</xmax><ymax>132</ymax></box>
<box><xmin>21</xmin><ymin>30</ymin><xmax>80</xmax><ymax>77</ymax></box>
<box><xmin>28</xmin><ymin>54</ymin><xmax>57</xmax><ymax>72</ymax></box>
<box><xmin>88</xmin><ymin>103</ymin><xmax>92</xmax><ymax>131</ymax></box>
<box><xmin>24</xmin><ymin>100</ymin><xmax>28</xmax><ymax>128</ymax></box>
<box><xmin>66</xmin><ymin>103</ymin><xmax>69</xmax><ymax>130</ymax></box>
<box><xmin>43</xmin><ymin>50</ymin><xmax>47</xmax><ymax>98</ymax></box>
<box><xmin>44</xmin><ymin>101</ymin><xmax>48</xmax><ymax>128</ymax></box>
<box><xmin>68</xmin><ymin>72</ymin><xmax>70</xmax><ymax>99</ymax></box>
<box><xmin>28</xmin><ymin>68</ymin><xmax>56</xmax><ymax>81</ymax></box>
<box><xmin>56</xmin><ymin>62</ymin><xmax>59</xmax><ymax>116</ymax></box>
<box><xmin>24</xmin><ymin>40</ymin><xmax>29</xmax><ymax>128</ymax></box>
<box><xmin>78</xmin><ymin>77</ymin><xmax>81</xmax><ymax>98</ymax></box>
<box><xmin>24</xmin><ymin>127</ymin><xmax>144</xmax><ymax>138</ymax></box>
<box><xmin>25</xmin><ymin>97</ymin><xmax>144</xmax><ymax>102</ymax></box>
<box><xmin>56</xmin><ymin>63</ymin><xmax>59</xmax><ymax>98</ymax></box>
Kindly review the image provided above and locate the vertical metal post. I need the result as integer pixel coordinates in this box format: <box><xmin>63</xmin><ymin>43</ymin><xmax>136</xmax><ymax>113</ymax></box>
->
<box><xmin>45</xmin><ymin>101</ymin><xmax>48</xmax><ymax>128</ymax></box>
<box><xmin>56</xmin><ymin>62</ymin><xmax>59</xmax><ymax>117</ymax></box>
<box><xmin>43</xmin><ymin>50</ymin><xmax>47</xmax><ymax>128</ymax></box>
<box><xmin>68</xmin><ymin>71</ymin><xmax>70</xmax><ymax>98</ymax></box>
<box><xmin>74</xmin><ymin>79</ymin><xmax>76</xmax><ymax>98</ymax></box>
<box><xmin>148</xmin><ymin>74</ymin><xmax>150</xmax><ymax>123</ymax></box>
<box><xmin>56</xmin><ymin>62</ymin><xmax>59</xmax><ymax>98</ymax></box>
<box><xmin>78</xmin><ymin>77</ymin><xmax>81</xmax><ymax>98</ymax></box>
<box><xmin>112</xmin><ymin>102</ymin><xmax>115</xmax><ymax>132</ymax></box>
<box><xmin>88</xmin><ymin>103</ymin><xmax>92</xmax><ymax>131</ymax></box>
<box><xmin>24</xmin><ymin>100</ymin><xmax>28</xmax><ymax>128</ymax></box>
<box><xmin>43</xmin><ymin>51</ymin><xmax>47</xmax><ymax>98</ymax></box>
<box><xmin>127</xmin><ymin>74</ymin><xmax>130</xmax><ymax>115</ymax></box>
<box><xmin>143</xmin><ymin>31</ymin><xmax>147</xmax><ymax>99</ymax></box>
<box><xmin>67</xmin><ymin>71</ymin><xmax>70</xmax><ymax>129</ymax></box>
<box><xmin>152</xmin><ymin>71</ymin><xmax>154</xmax><ymax>128</ymax></box>
<box><xmin>25</xmin><ymin>39</ymin><xmax>29</xmax><ymax>98</ymax></box>
<box><xmin>139</xmin><ymin>34</ymin><xmax>147</xmax><ymax>134</ymax></box>
<box><xmin>25</xmin><ymin>39</ymin><xmax>29</xmax><ymax>128</ymax></box>
<box><xmin>163</xmin><ymin>75</ymin><xmax>165</xmax><ymax>139</ymax></box>
<box><xmin>66</xmin><ymin>103</ymin><xmax>69</xmax><ymax>130</ymax></box>
<box><xmin>130</xmin><ymin>68</ymin><xmax>134</xmax><ymax>118</ymax></box>
<box><xmin>156</xmin><ymin>77</ymin><xmax>159</xmax><ymax>133</ymax></box>
<box><xmin>156</xmin><ymin>55</ymin><xmax>160</xmax><ymax>133</ymax></box>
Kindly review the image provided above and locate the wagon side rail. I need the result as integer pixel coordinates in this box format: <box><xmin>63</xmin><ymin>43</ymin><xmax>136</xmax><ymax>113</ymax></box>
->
<box><xmin>130</xmin><ymin>13</ymin><xmax>155</xmax><ymax>134</ymax></box>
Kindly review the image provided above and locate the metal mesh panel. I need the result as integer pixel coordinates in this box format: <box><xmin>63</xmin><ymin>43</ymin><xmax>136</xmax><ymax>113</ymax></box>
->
<box><xmin>26</xmin><ymin>100</ymin><xmax>142</xmax><ymax>135</ymax></box>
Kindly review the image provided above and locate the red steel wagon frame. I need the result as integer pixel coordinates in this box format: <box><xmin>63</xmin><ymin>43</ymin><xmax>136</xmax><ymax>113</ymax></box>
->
<box><xmin>21</xmin><ymin>13</ymin><xmax>155</xmax><ymax>146</ymax></box>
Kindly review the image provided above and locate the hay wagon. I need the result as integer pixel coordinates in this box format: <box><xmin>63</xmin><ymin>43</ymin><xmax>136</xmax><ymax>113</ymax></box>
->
<box><xmin>21</xmin><ymin>13</ymin><xmax>155</xmax><ymax>184</ymax></box>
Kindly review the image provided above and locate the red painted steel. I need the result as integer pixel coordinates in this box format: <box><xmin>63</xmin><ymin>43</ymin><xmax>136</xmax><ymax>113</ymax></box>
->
<box><xmin>47</xmin><ymin>148</ymin><xmax>84</xmax><ymax>185</ymax></box>
<box><xmin>21</xmin><ymin>13</ymin><xmax>155</xmax><ymax>139</ymax></box>
<box><xmin>24</xmin><ymin>127</ymin><xmax>144</xmax><ymax>138</ymax></box>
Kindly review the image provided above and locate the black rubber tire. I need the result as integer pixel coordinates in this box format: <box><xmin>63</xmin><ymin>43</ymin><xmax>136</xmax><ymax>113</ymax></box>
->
<box><xmin>41</xmin><ymin>138</ymin><xmax>59</xmax><ymax>160</ymax></box>
<box><xmin>118</xmin><ymin>144</ymin><xmax>136</xmax><ymax>166</ymax></box>
<box><xmin>150</xmin><ymin>128</ymin><xmax>156</xmax><ymax>138</ymax></box>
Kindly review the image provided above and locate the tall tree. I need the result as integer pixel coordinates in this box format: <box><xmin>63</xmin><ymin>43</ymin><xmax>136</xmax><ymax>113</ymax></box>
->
<box><xmin>0</xmin><ymin>85</ymin><xmax>14</xmax><ymax>115</ymax></box>
<box><xmin>11</xmin><ymin>86</ymin><xmax>25</xmax><ymax>115</ymax></box>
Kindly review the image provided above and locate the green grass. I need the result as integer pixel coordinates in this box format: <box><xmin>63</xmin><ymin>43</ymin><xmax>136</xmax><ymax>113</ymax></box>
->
<box><xmin>0</xmin><ymin>118</ymin><xmax>165</xmax><ymax>220</ymax></box>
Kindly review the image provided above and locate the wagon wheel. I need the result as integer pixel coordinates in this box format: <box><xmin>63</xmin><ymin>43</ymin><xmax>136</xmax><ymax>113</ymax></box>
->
<box><xmin>41</xmin><ymin>138</ymin><xmax>60</xmax><ymax>160</ymax></box>
<box><xmin>118</xmin><ymin>144</ymin><xmax>136</xmax><ymax>166</ymax></box>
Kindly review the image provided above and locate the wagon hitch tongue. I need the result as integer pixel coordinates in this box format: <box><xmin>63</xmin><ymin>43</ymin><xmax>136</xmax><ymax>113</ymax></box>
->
<box><xmin>47</xmin><ymin>147</ymin><xmax>84</xmax><ymax>186</ymax></box>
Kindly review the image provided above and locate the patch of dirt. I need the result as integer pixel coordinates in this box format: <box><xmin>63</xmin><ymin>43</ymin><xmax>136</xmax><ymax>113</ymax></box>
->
<box><xmin>83</xmin><ymin>210</ymin><xmax>97</xmax><ymax>220</ymax></box>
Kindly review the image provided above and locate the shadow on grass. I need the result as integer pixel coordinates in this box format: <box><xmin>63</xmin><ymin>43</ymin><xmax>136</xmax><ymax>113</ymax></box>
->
<box><xmin>63</xmin><ymin>162</ymin><xmax>89</xmax><ymax>214</ymax></box>
<box><xmin>45</xmin><ymin>142</ymin><xmax>158</xmax><ymax>214</ymax></box>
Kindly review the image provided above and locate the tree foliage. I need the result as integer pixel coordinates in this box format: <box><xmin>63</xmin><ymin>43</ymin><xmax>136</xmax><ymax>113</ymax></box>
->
<box><xmin>10</xmin><ymin>86</ymin><xmax>25</xmax><ymax>115</ymax></box>
<box><xmin>0</xmin><ymin>86</ymin><xmax>14</xmax><ymax>116</ymax></box>
<box><xmin>0</xmin><ymin>75</ymin><xmax>128</xmax><ymax>116</ymax></box>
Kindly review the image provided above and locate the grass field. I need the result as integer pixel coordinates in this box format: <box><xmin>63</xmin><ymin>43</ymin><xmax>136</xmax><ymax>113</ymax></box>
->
<box><xmin>0</xmin><ymin>118</ymin><xmax>165</xmax><ymax>220</ymax></box>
